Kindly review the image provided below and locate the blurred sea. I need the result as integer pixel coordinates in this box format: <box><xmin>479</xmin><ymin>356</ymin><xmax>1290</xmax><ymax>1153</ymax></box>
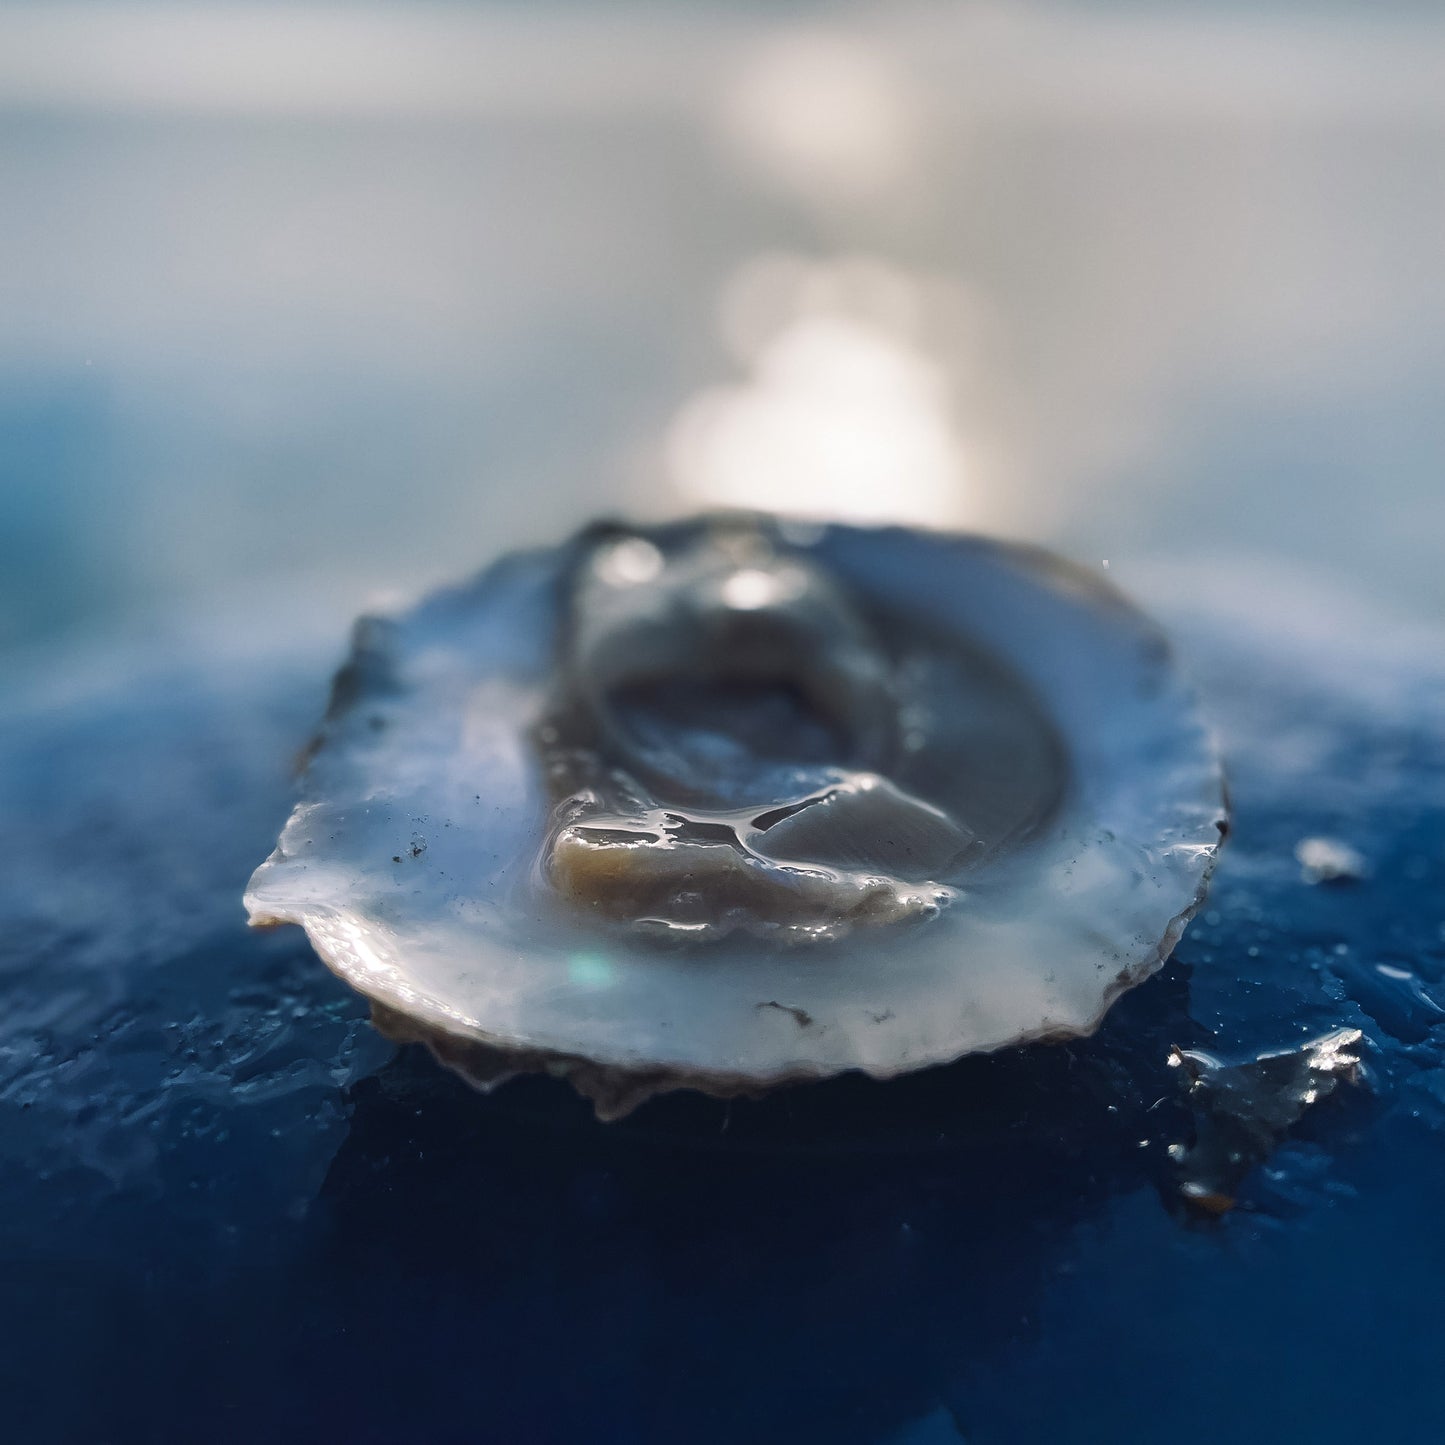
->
<box><xmin>2</xmin><ymin>0</ymin><xmax>1444</xmax><ymax>651</ymax></box>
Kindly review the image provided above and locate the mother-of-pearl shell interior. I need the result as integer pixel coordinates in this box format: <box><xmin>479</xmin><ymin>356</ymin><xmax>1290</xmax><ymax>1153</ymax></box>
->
<box><xmin>245</xmin><ymin>517</ymin><xmax>1225</xmax><ymax>1115</ymax></box>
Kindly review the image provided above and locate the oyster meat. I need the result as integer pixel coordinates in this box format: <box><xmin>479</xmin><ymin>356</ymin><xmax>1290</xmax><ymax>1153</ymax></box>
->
<box><xmin>245</xmin><ymin>515</ymin><xmax>1226</xmax><ymax>1116</ymax></box>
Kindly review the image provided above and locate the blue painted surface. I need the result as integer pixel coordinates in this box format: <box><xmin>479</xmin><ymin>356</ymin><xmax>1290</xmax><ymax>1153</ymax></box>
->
<box><xmin>0</xmin><ymin>600</ymin><xmax>1441</xmax><ymax>1445</ymax></box>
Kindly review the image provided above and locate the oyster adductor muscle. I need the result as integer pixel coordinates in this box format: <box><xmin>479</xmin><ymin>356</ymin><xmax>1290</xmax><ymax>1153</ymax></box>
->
<box><xmin>245</xmin><ymin>515</ymin><xmax>1225</xmax><ymax>1117</ymax></box>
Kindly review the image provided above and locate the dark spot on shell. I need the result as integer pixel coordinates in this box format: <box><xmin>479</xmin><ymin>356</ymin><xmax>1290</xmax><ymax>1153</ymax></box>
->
<box><xmin>758</xmin><ymin>1001</ymin><xmax>814</xmax><ymax>1027</ymax></box>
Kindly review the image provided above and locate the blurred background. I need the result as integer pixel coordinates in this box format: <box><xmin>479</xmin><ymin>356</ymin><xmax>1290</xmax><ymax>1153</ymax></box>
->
<box><xmin>2</xmin><ymin>0</ymin><xmax>1443</xmax><ymax>655</ymax></box>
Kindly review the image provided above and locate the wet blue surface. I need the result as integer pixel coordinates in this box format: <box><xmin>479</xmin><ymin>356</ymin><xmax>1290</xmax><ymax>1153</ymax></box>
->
<box><xmin>1</xmin><ymin>600</ymin><xmax>1442</xmax><ymax>1445</ymax></box>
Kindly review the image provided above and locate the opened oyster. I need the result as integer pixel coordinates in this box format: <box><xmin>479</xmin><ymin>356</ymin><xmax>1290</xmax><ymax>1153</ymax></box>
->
<box><xmin>245</xmin><ymin>515</ymin><xmax>1225</xmax><ymax>1116</ymax></box>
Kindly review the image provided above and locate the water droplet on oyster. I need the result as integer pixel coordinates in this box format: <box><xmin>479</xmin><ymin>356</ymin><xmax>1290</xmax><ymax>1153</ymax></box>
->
<box><xmin>245</xmin><ymin>515</ymin><xmax>1226</xmax><ymax>1117</ymax></box>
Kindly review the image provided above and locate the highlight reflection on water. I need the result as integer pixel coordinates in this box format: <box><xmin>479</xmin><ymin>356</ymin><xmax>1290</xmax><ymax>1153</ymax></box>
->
<box><xmin>670</xmin><ymin>256</ymin><xmax>973</xmax><ymax>527</ymax></box>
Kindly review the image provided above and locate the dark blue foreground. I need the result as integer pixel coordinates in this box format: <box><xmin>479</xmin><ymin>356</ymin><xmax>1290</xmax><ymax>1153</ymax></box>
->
<box><xmin>1</xmin><ymin>601</ymin><xmax>1441</xmax><ymax>1445</ymax></box>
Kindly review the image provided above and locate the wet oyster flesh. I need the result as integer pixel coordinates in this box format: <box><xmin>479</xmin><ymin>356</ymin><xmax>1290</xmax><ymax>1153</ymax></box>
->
<box><xmin>538</xmin><ymin>520</ymin><xmax>1065</xmax><ymax>942</ymax></box>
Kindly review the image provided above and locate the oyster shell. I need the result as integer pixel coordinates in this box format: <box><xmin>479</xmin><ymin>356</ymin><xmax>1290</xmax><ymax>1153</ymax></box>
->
<box><xmin>245</xmin><ymin>515</ymin><xmax>1225</xmax><ymax>1116</ymax></box>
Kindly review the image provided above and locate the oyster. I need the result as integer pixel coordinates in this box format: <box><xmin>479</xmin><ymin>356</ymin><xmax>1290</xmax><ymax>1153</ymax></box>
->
<box><xmin>245</xmin><ymin>515</ymin><xmax>1225</xmax><ymax>1116</ymax></box>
